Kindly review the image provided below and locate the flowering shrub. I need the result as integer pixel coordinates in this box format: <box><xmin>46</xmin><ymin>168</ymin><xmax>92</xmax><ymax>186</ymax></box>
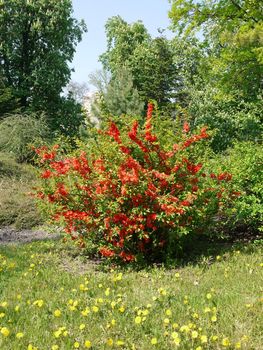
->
<box><xmin>35</xmin><ymin>103</ymin><xmax>236</xmax><ymax>262</ymax></box>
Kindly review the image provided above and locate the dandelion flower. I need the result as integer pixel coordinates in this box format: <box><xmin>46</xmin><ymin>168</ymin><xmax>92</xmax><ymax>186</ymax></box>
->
<box><xmin>84</xmin><ymin>340</ymin><xmax>92</xmax><ymax>348</ymax></box>
<box><xmin>54</xmin><ymin>309</ymin><xmax>61</xmax><ymax>317</ymax></box>
<box><xmin>151</xmin><ymin>338</ymin><xmax>157</xmax><ymax>345</ymax></box>
<box><xmin>222</xmin><ymin>338</ymin><xmax>231</xmax><ymax>347</ymax></box>
<box><xmin>135</xmin><ymin>316</ymin><xmax>142</xmax><ymax>324</ymax></box>
<box><xmin>1</xmin><ymin>327</ymin><xmax>10</xmax><ymax>337</ymax></box>
<box><xmin>106</xmin><ymin>338</ymin><xmax>114</xmax><ymax>347</ymax></box>
<box><xmin>191</xmin><ymin>331</ymin><xmax>198</xmax><ymax>339</ymax></box>
<box><xmin>16</xmin><ymin>332</ymin><xmax>24</xmax><ymax>339</ymax></box>
<box><xmin>200</xmin><ymin>335</ymin><xmax>208</xmax><ymax>343</ymax></box>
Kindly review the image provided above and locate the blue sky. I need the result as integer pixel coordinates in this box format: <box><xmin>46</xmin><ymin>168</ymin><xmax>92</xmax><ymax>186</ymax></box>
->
<box><xmin>70</xmin><ymin>0</ymin><xmax>172</xmax><ymax>85</ymax></box>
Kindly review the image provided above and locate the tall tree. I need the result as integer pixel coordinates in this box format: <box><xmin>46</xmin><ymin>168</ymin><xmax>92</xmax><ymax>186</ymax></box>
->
<box><xmin>169</xmin><ymin>0</ymin><xmax>263</xmax><ymax>102</ymax></box>
<box><xmin>99</xmin><ymin>16</ymin><xmax>180</xmax><ymax>110</ymax></box>
<box><xmin>0</xmin><ymin>0</ymin><xmax>87</xmax><ymax>131</ymax></box>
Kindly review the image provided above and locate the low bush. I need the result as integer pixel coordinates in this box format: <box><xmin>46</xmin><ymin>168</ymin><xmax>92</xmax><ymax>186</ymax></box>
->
<box><xmin>35</xmin><ymin>104</ymin><xmax>236</xmax><ymax>262</ymax></box>
<box><xmin>208</xmin><ymin>142</ymin><xmax>263</xmax><ymax>234</ymax></box>
<box><xmin>0</xmin><ymin>153</ymin><xmax>44</xmax><ymax>229</ymax></box>
<box><xmin>0</xmin><ymin>113</ymin><xmax>51</xmax><ymax>163</ymax></box>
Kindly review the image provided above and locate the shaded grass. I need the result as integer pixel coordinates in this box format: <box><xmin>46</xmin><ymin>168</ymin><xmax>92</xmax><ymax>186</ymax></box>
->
<box><xmin>0</xmin><ymin>238</ymin><xmax>262</xmax><ymax>349</ymax></box>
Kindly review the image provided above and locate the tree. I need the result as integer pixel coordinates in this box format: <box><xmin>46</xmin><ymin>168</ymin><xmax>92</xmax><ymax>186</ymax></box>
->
<box><xmin>169</xmin><ymin>0</ymin><xmax>263</xmax><ymax>102</ymax></box>
<box><xmin>89</xmin><ymin>67</ymin><xmax>144</xmax><ymax>120</ymax></box>
<box><xmin>0</xmin><ymin>0</ymin><xmax>87</xmax><ymax>132</ymax></box>
<box><xmin>65</xmin><ymin>81</ymin><xmax>89</xmax><ymax>104</ymax></box>
<box><xmin>99</xmin><ymin>16</ymin><xmax>180</xmax><ymax>110</ymax></box>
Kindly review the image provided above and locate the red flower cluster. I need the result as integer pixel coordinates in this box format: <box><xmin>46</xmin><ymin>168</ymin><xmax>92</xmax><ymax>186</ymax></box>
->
<box><xmin>35</xmin><ymin>103</ymin><xmax>235</xmax><ymax>262</ymax></box>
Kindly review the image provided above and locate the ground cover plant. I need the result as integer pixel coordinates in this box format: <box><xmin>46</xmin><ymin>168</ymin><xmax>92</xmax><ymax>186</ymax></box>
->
<box><xmin>35</xmin><ymin>104</ymin><xmax>239</xmax><ymax>262</ymax></box>
<box><xmin>0</xmin><ymin>238</ymin><xmax>262</xmax><ymax>349</ymax></box>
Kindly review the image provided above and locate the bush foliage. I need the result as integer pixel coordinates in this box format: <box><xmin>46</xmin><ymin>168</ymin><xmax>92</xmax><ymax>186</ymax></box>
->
<box><xmin>36</xmin><ymin>104</ymin><xmax>237</xmax><ymax>262</ymax></box>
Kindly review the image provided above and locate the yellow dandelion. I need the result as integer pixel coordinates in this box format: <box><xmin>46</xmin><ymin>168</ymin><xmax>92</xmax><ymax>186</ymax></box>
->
<box><xmin>165</xmin><ymin>309</ymin><xmax>172</xmax><ymax>316</ymax></box>
<box><xmin>92</xmin><ymin>306</ymin><xmax>99</xmax><ymax>313</ymax></box>
<box><xmin>196</xmin><ymin>347</ymin><xmax>202</xmax><ymax>350</ymax></box>
<box><xmin>54</xmin><ymin>309</ymin><xmax>61</xmax><ymax>317</ymax></box>
<box><xmin>106</xmin><ymin>338</ymin><xmax>114</xmax><ymax>347</ymax></box>
<box><xmin>116</xmin><ymin>340</ymin><xmax>125</xmax><ymax>346</ymax></box>
<box><xmin>222</xmin><ymin>338</ymin><xmax>231</xmax><ymax>347</ymax></box>
<box><xmin>84</xmin><ymin>340</ymin><xmax>92</xmax><ymax>348</ymax></box>
<box><xmin>74</xmin><ymin>342</ymin><xmax>80</xmax><ymax>348</ymax></box>
<box><xmin>191</xmin><ymin>331</ymin><xmax>198</xmax><ymax>339</ymax></box>
<box><xmin>163</xmin><ymin>318</ymin><xmax>170</xmax><ymax>325</ymax></box>
<box><xmin>235</xmin><ymin>342</ymin><xmax>241</xmax><ymax>349</ymax></box>
<box><xmin>171</xmin><ymin>332</ymin><xmax>179</xmax><ymax>339</ymax></box>
<box><xmin>175</xmin><ymin>272</ymin><xmax>180</xmax><ymax>278</ymax></box>
<box><xmin>81</xmin><ymin>307</ymin><xmax>90</xmax><ymax>316</ymax></box>
<box><xmin>135</xmin><ymin>316</ymin><xmax>142</xmax><ymax>324</ymax></box>
<box><xmin>119</xmin><ymin>306</ymin><xmax>125</xmax><ymax>313</ymax></box>
<box><xmin>211</xmin><ymin>335</ymin><xmax>218</xmax><ymax>341</ymax></box>
<box><xmin>0</xmin><ymin>312</ymin><xmax>5</xmax><ymax>318</ymax></box>
<box><xmin>1</xmin><ymin>327</ymin><xmax>10</xmax><ymax>337</ymax></box>
<box><xmin>16</xmin><ymin>332</ymin><xmax>24</xmax><ymax>339</ymax></box>
<box><xmin>200</xmin><ymin>335</ymin><xmax>208</xmax><ymax>344</ymax></box>
<box><xmin>206</xmin><ymin>293</ymin><xmax>212</xmax><ymax>300</ymax></box>
<box><xmin>151</xmin><ymin>337</ymin><xmax>157</xmax><ymax>345</ymax></box>
<box><xmin>79</xmin><ymin>323</ymin><xmax>86</xmax><ymax>330</ymax></box>
<box><xmin>51</xmin><ymin>346</ymin><xmax>59</xmax><ymax>350</ymax></box>
<box><xmin>211</xmin><ymin>315</ymin><xmax>217</xmax><ymax>322</ymax></box>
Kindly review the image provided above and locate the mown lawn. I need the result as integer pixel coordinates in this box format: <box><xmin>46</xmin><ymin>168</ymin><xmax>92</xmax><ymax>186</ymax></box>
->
<box><xmin>0</xmin><ymin>238</ymin><xmax>262</xmax><ymax>350</ymax></box>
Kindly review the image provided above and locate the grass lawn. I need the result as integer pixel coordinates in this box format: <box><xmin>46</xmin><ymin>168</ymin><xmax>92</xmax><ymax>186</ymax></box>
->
<box><xmin>0</xmin><ymin>238</ymin><xmax>262</xmax><ymax>350</ymax></box>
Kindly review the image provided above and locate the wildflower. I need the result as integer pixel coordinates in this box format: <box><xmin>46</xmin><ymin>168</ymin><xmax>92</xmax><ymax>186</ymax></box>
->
<box><xmin>209</xmin><ymin>336</ymin><xmax>217</xmax><ymax>342</ymax></box>
<box><xmin>54</xmin><ymin>309</ymin><xmax>61</xmax><ymax>317</ymax></box>
<box><xmin>106</xmin><ymin>338</ymin><xmax>114</xmax><ymax>346</ymax></box>
<box><xmin>192</xmin><ymin>330</ymin><xmax>198</xmax><ymax>339</ymax></box>
<box><xmin>222</xmin><ymin>338</ymin><xmax>231</xmax><ymax>347</ymax></box>
<box><xmin>84</xmin><ymin>340</ymin><xmax>92</xmax><ymax>348</ymax></box>
<box><xmin>180</xmin><ymin>325</ymin><xmax>190</xmax><ymax>333</ymax></box>
<box><xmin>51</xmin><ymin>346</ymin><xmax>59</xmax><ymax>350</ymax></box>
<box><xmin>16</xmin><ymin>332</ymin><xmax>24</xmax><ymax>339</ymax></box>
<box><xmin>92</xmin><ymin>306</ymin><xmax>99</xmax><ymax>313</ymax></box>
<box><xmin>79</xmin><ymin>324</ymin><xmax>86</xmax><ymax>330</ymax></box>
<box><xmin>200</xmin><ymin>335</ymin><xmax>208</xmax><ymax>343</ymax></box>
<box><xmin>74</xmin><ymin>342</ymin><xmax>80</xmax><ymax>348</ymax></box>
<box><xmin>196</xmin><ymin>347</ymin><xmax>202</xmax><ymax>350</ymax></box>
<box><xmin>33</xmin><ymin>299</ymin><xmax>44</xmax><ymax>308</ymax></box>
<box><xmin>1</xmin><ymin>327</ymin><xmax>10</xmax><ymax>337</ymax></box>
<box><xmin>171</xmin><ymin>332</ymin><xmax>179</xmax><ymax>339</ymax></box>
<box><xmin>235</xmin><ymin>342</ymin><xmax>241</xmax><ymax>349</ymax></box>
<box><xmin>163</xmin><ymin>318</ymin><xmax>170</xmax><ymax>325</ymax></box>
<box><xmin>206</xmin><ymin>293</ymin><xmax>212</xmax><ymax>300</ymax></box>
<box><xmin>165</xmin><ymin>309</ymin><xmax>172</xmax><ymax>316</ymax></box>
<box><xmin>151</xmin><ymin>338</ymin><xmax>158</xmax><ymax>345</ymax></box>
<box><xmin>135</xmin><ymin>316</ymin><xmax>142</xmax><ymax>324</ymax></box>
<box><xmin>116</xmin><ymin>340</ymin><xmax>125</xmax><ymax>346</ymax></box>
<box><xmin>211</xmin><ymin>315</ymin><xmax>217</xmax><ymax>322</ymax></box>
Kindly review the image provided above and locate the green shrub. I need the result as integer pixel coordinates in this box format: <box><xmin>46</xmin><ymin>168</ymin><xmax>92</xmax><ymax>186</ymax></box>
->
<box><xmin>0</xmin><ymin>153</ymin><xmax>44</xmax><ymax>229</ymax></box>
<box><xmin>208</xmin><ymin>142</ymin><xmax>263</xmax><ymax>233</ymax></box>
<box><xmin>0</xmin><ymin>113</ymin><xmax>51</xmax><ymax>163</ymax></box>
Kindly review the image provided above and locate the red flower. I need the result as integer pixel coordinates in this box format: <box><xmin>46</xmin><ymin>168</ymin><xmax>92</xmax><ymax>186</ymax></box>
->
<box><xmin>107</xmin><ymin>122</ymin><xmax>121</xmax><ymax>144</ymax></box>
<box><xmin>119</xmin><ymin>251</ymin><xmax>135</xmax><ymax>262</ymax></box>
<box><xmin>99</xmin><ymin>247</ymin><xmax>115</xmax><ymax>258</ymax></box>
<box><xmin>41</xmin><ymin>169</ymin><xmax>52</xmax><ymax>179</ymax></box>
<box><xmin>183</xmin><ymin>122</ymin><xmax>190</xmax><ymax>133</ymax></box>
